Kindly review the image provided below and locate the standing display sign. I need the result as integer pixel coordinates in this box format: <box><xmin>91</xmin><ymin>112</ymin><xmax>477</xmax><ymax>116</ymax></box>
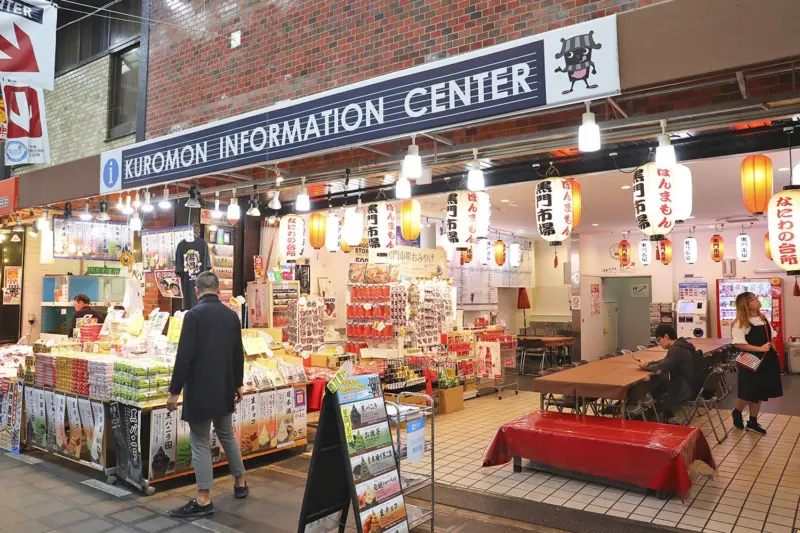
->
<box><xmin>0</xmin><ymin>378</ymin><xmax>23</xmax><ymax>454</ymax></box>
<box><xmin>101</xmin><ymin>16</ymin><xmax>619</xmax><ymax>193</ymax></box>
<box><xmin>0</xmin><ymin>0</ymin><xmax>56</xmax><ymax>90</ymax></box>
<box><xmin>2</xmin><ymin>80</ymin><xmax>50</xmax><ymax>164</ymax></box>
<box><xmin>110</xmin><ymin>402</ymin><xmax>143</xmax><ymax>487</ymax></box>
<box><xmin>298</xmin><ymin>374</ymin><xmax>410</xmax><ymax>533</ymax></box>
<box><xmin>476</xmin><ymin>341</ymin><xmax>501</xmax><ymax>379</ymax></box>
<box><xmin>2</xmin><ymin>265</ymin><xmax>21</xmax><ymax>305</ymax></box>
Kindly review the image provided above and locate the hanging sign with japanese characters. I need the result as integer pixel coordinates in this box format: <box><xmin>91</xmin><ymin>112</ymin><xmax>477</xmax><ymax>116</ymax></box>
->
<box><xmin>446</xmin><ymin>191</ymin><xmax>479</xmax><ymax>250</ymax></box>
<box><xmin>768</xmin><ymin>188</ymin><xmax>800</xmax><ymax>275</ymax></box>
<box><xmin>632</xmin><ymin>162</ymin><xmax>675</xmax><ymax>241</ymax></box>
<box><xmin>366</xmin><ymin>202</ymin><xmax>397</xmax><ymax>256</ymax></box>
<box><xmin>0</xmin><ymin>0</ymin><xmax>56</xmax><ymax>90</ymax></box>
<box><xmin>279</xmin><ymin>214</ymin><xmax>305</xmax><ymax>262</ymax></box>
<box><xmin>535</xmin><ymin>177</ymin><xmax>573</xmax><ymax>245</ymax></box>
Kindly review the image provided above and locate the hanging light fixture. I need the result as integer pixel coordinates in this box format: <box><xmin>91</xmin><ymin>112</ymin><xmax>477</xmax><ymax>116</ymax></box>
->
<box><xmin>63</xmin><ymin>202</ymin><xmax>73</xmax><ymax>219</ymax></box>
<box><xmin>632</xmin><ymin>162</ymin><xmax>676</xmax><ymax>241</ymax></box>
<box><xmin>659</xmin><ymin>239</ymin><xmax>673</xmax><ymax>265</ymax></box>
<box><xmin>765</xmin><ymin>232</ymin><xmax>772</xmax><ymax>260</ymax></box>
<box><xmin>129</xmin><ymin>212</ymin><xmax>142</xmax><ymax>232</ymax></box>
<box><xmin>296</xmin><ymin>177</ymin><xmax>311</xmax><ymax>212</ymax></box>
<box><xmin>246</xmin><ymin>186</ymin><xmax>261</xmax><ymax>217</ymax></box>
<box><xmin>132</xmin><ymin>190</ymin><xmax>142</xmax><ymax>209</ymax></box>
<box><xmin>395</xmin><ymin>173</ymin><xmax>412</xmax><ymax>199</ymax></box>
<box><xmin>185</xmin><ymin>186</ymin><xmax>201</xmax><ymax>209</ymax></box>
<box><xmin>535</xmin><ymin>177</ymin><xmax>574</xmax><ymax>246</ymax></box>
<box><xmin>268</xmin><ymin>190</ymin><xmax>282</xmax><ymax>210</ymax></box>
<box><xmin>568</xmin><ymin>178</ymin><xmax>582</xmax><ymax>229</ymax></box>
<box><xmin>97</xmin><ymin>200</ymin><xmax>111</xmax><ymax>222</ymax></box>
<box><xmin>494</xmin><ymin>239</ymin><xmax>506</xmax><ymax>266</ymax></box>
<box><xmin>11</xmin><ymin>215</ymin><xmax>23</xmax><ymax>233</ymax></box>
<box><xmin>402</xmin><ymin>135</ymin><xmax>422</xmax><ymax>179</ymax></box>
<box><xmin>141</xmin><ymin>189</ymin><xmax>154</xmax><ymax>213</ymax></box>
<box><xmin>37</xmin><ymin>210</ymin><xmax>49</xmax><ymax>232</ymax></box>
<box><xmin>684</xmin><ymin>230</ymin><xmax>698</xmax><ymax>264</ymax></box>
<box><xmin>119</xmin><ymin>194</ymin><xmax>132</xmax><ymax>215</ymax></box>
<box><xmin>740</xmin><ymin>154</ymin><xmax>773</xmax><ymax>215</ymax></box>
<box><xmin>510</xmin><ymin>242</ymin><xmax>522</xmax><ymax>267</ymax></box>
<box><xmin>639</xmin><ymin>239</ymin><xmax>652</xmax><ymax>266</ymax></box>
<box><xmin>308</xmin><ymin>212</ymin><xmax>327</xmax><ymax>250</ymax></box>
<box><xmin>80</xmin><ymin>202</ymin><xmax>93</xmax><ymax>221</ymax></box>
<box><xmin>578</xmin><ymin>101</ymin><xmax>600</xmax><ymax>152</ymax></box>
<box><xmin>477</xmin><ymin>238</ymin><xmax>491</xmax><ymax>265</ymax></box>
<box><xmin>767</xmin><ymin>184</ymin><xmax>800</xmax><ymax>275</ymax></box>
<box><xmin>326</xmin><ymin>211</ymin><xmax>341</xmax><ymax>252</ymax></box>
<box><xmin>618</xmin><ymin>232</ymin><xmax>631</xmax><ymax>267</ymax></box>
<box><xmin>736</xmin><ymin>231</ymin><xmax>752</xmax><ymax>262</ymax></box>
<box><xmin>672</xmin><ymin>164</ymin><xmax>693</xmax><ymax>223</ymax></box>
<box><xmin>212</xmin><ymin>192</ymin><xmax>222</xmax><ymax>219</ymax></box>
<box><xmin>446</xmin><ymin>191</ymin><xmax>479</xmax><ymax>250</ymax></box>
<box><xmin>655</xmin><ymin>119</ymin><xmax>676</xmax><ymax>168</ymax></box>
<box><xmin>227</xmin><ymin>188</ymin><xmax>241</xmax><ymax>224</ymax></box>
<box><xmin>467</xmin><ymin>148</ymin><xmax>485</xmax><ymax>192</ymax></box>
<box><xmin>159</xmin><ymin>187</ymin><xmax>171</xmax><ymax>210</ymax></box>
<box><xmin>710</xmin><ymin>229</ymin><xmax>725</xmax><ymax>262</ymax></box>
<box><xmin>399</xmin><ymin>199</ymin><xmax>421</xmax><ymax>241</ymax></box>
<box><xmin>342</xmin><ymin>196</ymin><xmax>364</xmax><ymax>247</ymax></box>
<box><xmin>279</xmin><ymin>214</ymin><xmax>306</xmax><ymax>262</ymax></box>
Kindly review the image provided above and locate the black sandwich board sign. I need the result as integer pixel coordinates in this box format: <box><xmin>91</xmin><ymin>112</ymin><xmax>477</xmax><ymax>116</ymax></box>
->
<box><xmin>297</xmin><ymin>372</ymin><xmax>409</xmax><ymax>533</ymax></box>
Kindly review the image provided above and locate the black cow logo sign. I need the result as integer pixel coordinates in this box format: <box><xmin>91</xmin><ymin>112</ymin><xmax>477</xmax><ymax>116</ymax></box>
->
<box><xmin>554</xmin><ymin>30</ymin><xmax>602</xmax><ymax>95</ymax></box>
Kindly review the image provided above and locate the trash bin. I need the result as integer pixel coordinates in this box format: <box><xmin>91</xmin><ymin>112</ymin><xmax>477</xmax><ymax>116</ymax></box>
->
<box><xmin>788</xmin><ymin>337</ymin><xmax>800</xmax><ymax>374</ymax></box>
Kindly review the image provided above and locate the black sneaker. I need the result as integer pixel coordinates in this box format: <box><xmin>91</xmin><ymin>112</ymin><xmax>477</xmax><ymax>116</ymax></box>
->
<box><xmin>746</xmin><ymin>420</ymin><xmax>767</xmax><ymax>435</ymax></box>
<box><xmin>731</xmin><ymin>410</ymin><xmax>744</xmax><ymax>430</ymax></box>
<box><xmin>168</xmin><ymin>499</ymin><xmax>214</xmax><ymax>519</ymax></box>
<box><xmin>234</xmin><ymin>481</ymin><xmax>249</xmax><ymax>499</ymax></box>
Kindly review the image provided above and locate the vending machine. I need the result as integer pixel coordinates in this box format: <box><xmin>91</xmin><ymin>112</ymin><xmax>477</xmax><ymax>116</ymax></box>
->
<box><xmin>716</xmin><ymin>278</ymin><xmax>785</xmax><ymax>369</ymax></box>
<box><xmin>677</xmin><ymin>300</ymin><xmax>709</xmax><ymax>338</ymax></box>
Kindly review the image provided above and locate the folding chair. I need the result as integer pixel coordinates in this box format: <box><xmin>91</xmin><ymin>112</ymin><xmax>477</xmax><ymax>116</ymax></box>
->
<box><xmin>620</xmin><ymin>349</ymin><xmax>633</xmax><ymax>354</ymax></box>
<box><xmin>625</xmin><ymin>382</ymin><xmax>660</xmax><ymax>422</ymax></box>
<box><xmin>681</xmin><ymin>370</ymin><xmax>728</xmax><ymax>443</ymax></box>
<box><xmin>519</xmin><ymin>339</ymin><xmax>546</xmax><ymax>375</ymax></box>
<box><xmin>540</xmin><ymin>369</ymin><xmax>579</xmax><ymax>413</ymax></box>
<box><xmin>636</xmin><ymin>345</ymin><xmax>648</xmax><ymax>351</ymax></box>
<box><xmin>599</xmin><ymin>353</ymin><xmax>616</xmax><ymax>360</ymax></box>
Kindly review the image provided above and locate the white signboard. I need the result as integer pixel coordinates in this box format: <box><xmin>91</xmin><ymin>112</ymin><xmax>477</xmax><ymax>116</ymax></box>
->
<box><xmin>0</xmin><ymin>0</ymin><xmax>56</xmax><ymax>90</ymax></box>
<box><xmin>2</xmin><ymin>79</ymin><xmax>49</xmax><ymax>164</ymax></box>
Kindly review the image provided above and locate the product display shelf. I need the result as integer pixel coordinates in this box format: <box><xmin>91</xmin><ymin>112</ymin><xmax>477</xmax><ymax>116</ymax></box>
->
<box><xmin>111</xmin><ymin>382</ymin><xmax>310</xmax><ymax>495</ymax></box>
<box><xmin>386</xmin><ymin>392</ymin><xmax>434</xmax><ymax>533</ymax></box>
<box><xmin>246</xmin><ymin>280</ymin><xmax>301</xmax><ymax>330</ymax></box>
<box><xmin>475</xmin><ymin>346</ymin><xmax>520</xmax><ymax>400</ymax></box>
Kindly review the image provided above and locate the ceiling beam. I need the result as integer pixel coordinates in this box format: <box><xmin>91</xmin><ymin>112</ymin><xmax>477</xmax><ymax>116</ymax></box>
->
<box><xmin>736</xmin><ymin>71</ymin><xmax>749</xmax><ymax>99</ymax></box>
<box><xmin>606</xmin><ymin>97</ymin><xmax>628</xmax><ymax>119</ymax></box>
<box><xmin>422</xmin><ymin>132</ymin><xmax>455</xmax><ymax>146</ymax></box>
<box><xmin>358</xmin><ymin>145</ymin><xmax>392</xmax><ymax>157</ymax></box>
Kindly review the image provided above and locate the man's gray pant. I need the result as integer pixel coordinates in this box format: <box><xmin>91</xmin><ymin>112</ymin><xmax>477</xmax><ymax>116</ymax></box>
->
<box><xmin>188</xmin><ymin>413</ymin><xmax>245</xmax><ymax>490</ymax></box>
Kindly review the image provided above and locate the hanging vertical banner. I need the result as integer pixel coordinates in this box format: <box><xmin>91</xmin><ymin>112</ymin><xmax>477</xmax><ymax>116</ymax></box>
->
<box><xmin>0</xmin><ymin>93</ymin><xmax>6</xmax><ymax>141</ymax></box>
<box><xmin>2</xmin><ymin>265</ymin><xmax>21</xmax><ymax>305</ymax></box>
<box><xmin>476</xmin><ymin>341</ymin><xmax>501</xmax><ymax>379</ymax></box>
<box><xmin>149</xmin><ymin>408</ymin><xmax>177</xmax><ymax>480</ymax></box>
<box><xmin>0</xmin><ymin>0</ymin><xmax>56</xmax><ymax>90</ymax></box>
<box><xmin>2</xmin><ymin>79</ymin><xmax>50</xmax><ymax>164</ymax></box>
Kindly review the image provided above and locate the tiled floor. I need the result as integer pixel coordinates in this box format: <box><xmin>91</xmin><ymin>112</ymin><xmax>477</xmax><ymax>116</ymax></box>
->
<box><xmin>410</xmin><ymin>389</ymin><xmax>800</xmax><ymax>533</ymax></box>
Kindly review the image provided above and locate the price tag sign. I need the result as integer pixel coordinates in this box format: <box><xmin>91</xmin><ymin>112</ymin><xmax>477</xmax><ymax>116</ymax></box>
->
<box><xmin>326</xmin><ymin>361</ymin><xmax>353</xmax><ymax>394</ymax></box>
<box><xmin>407</xmin><ymin>416</ymin><xmax>426</xmax><ymax>464</ymax></box>
<box><xmin>166</xmin><ymin>317</ymin><xmax>184</xmax><ymax>343</ymax></box>
<box><xmin>340</xmin><ymin>407</ymin><xmax>355</xmax><ymax>446</ymax></box>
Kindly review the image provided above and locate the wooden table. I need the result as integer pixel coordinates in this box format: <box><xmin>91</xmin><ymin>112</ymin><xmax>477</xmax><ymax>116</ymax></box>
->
<box><xmin>532</xmin><ymin>339</ymin><xmax>733</xmax><ymax>417</ymax></box>
<box><xmin>517</xmin><ymin>335</ymin><xmax>575</xmax><ymax>347</ymax></box>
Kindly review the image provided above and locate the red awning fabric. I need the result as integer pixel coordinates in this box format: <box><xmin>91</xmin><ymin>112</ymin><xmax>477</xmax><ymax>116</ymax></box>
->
<box><xmin>517</xmin><ymin>287</ymin><xmax>531</xmax><ymax>310</ymax></box>
<box><xmin>483</xmin><ymin>411</ymin><xmax>715</xmax><ymax>498</ymax></box>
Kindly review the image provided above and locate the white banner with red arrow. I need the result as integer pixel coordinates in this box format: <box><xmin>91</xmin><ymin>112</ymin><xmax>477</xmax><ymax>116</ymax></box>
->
<box><xmin>0</xmin><ymin>0</ymin><xmax>56</xmax><ymax>91</ymax></box>
<box><xmin>2</xmin><ymin>78</ymin><xmax>50</xmax><ymax>164</ymax></box>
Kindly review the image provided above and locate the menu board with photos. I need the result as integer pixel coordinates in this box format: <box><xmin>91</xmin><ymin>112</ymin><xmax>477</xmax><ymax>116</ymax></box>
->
<box><xmin>298</xmin><ymin>374</ymin><xmax>409</xmax><ymax>533</ymax></box>
<box><xmin>52</xmin><ymin>217</ymin><xmax>132</xmax><ymax>260</ymax></box>
<box><xmin>141</xmin><ymin>226</ymin><xmax>195</xmax><ymax>271</ymax></box>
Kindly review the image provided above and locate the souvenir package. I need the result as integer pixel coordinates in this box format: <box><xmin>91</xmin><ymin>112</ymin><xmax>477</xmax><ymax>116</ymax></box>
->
<box><xmin>112</xmin><ymin>358</ymin><xmax>174</xmax><ymax>405</ymax></box>
<box><xmin>287</xmin><ymin>298</ymin><xmax>324</xmax><ymax>353</ymax></box>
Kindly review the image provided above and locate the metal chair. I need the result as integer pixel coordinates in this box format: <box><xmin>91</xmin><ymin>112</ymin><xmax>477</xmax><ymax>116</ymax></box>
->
<box><xmin>519</xmin><ymin>338</ymin><xmax>546</xmax><ymax>375</ymax></box>
<box><xmin>540</xmin><ymin>369</ymin><xmax>578</xmax><ymax>413</ymax></box>
<box><xmin>625</xmin><ymin>382</ymin><xmax>660</xmax><ymax>422</ymax></box>
<box><xmin>636</xmin><ymin>345</ymin><xmax>648</xmax><ymax>351</ymax></box>
<box><xmin>620</xmin><ymin>349</ymin><xmax>633</xmax><ymax>354</ymax></box>
<box><xmin>599</xmin><ymin>353</ymin><xmax>616</xmax><ymax>360</ymax></box>
<box><xmin>681</xmin><ymin>370</ymin><xmax>728</xmax><ymax>444</ymax></box>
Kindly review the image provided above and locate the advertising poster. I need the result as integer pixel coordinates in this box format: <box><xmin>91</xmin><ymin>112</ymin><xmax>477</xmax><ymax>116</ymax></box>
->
<box><xmin>476</xmin><ymin>341</ymin><xmax>501</xmax><ymax>379</ymax></box>
<box><xmin>2</xmin><ymin>81</ymin><xmax>50</xmax><ymax>164</ymax></box>
<box><xmin>293</xmin><ymin>387</ymin><xmax>307</xmax><ymax>440</ymax></box>
<box><xmin>44</xmin><ymin>390</ymin><xmax>56</xmax><ymax>450</ymax></box>
<box><xmin>52</xmin><ymin>218</ymin><xmax>132</xmax><ymax>261</ymax></box>
<box><xmin>110</xmin><ymin>403</ymin><xmax>141</xmax><ymax>484</ymax></box>
<box><xmin>276</xmin><ymin>388</ymin><xmax>294</xmax><ymax>448</ymax></box>
<box><xmin>0</xmin><ymin>379</ymin><xmax>20</xmax><ymax>453</ymax></box>
<box><xmin>591</xmin><ymin>283</ymin><xmax>601</xmax><ymax>316</ymax></box>
<box><xmin>406</xmin><ymin>417</ymin><xmax>425</xmax><ymax>465</ymax></box>
<box><xmin>344</xmin><ymin>398</ymin><xmax>388</xmax><ymax>429</ymax></box>
<box><xmin>2</xmin><ymin>265</ymin><xmax>21</xmax><ymax>305</ymax></box>
<box><xmin>355</xmin><ymin>469</ymin><xmax>402</xmax><ymax>511</ymax></box>
<box><xmin>338</xmin><ymin>375</ymin><xmax>382</xmax><ymax>405</ymax></box>
<box><xmin>154</xmin><ymin>270</ymin><xmax>183</xmax><ymax>298</ymax></box>
<box><xmin>54</xmin><ymin>393</ymin><xmax>67</xmax><ymax>452</ymax></box>
<box><xmin>34</xmin><ymin>387</ymin><xmax>47</xmax><ymax>447</ymax></box>
<box><xmin>175</xmin><ymin>406</ymin><xmax>192</xmax><ymax>473</ymax></box>
<box><xmin>347</xmin><ymin>421</ymin><xmax>393</xmax><ymax>455</ymax></box>
<box><xmin>255</xmin><ymin>391</ymin><xmax>272</xmax><ymax>451</ymax></box>
<box><xmin>65</xmin><ymin>396</ymin><xmax>84</xmax><ymax>459</ymax></box>
<box><xmin>90</xmin><ymin>401</ymin><xmax>105</xmax><ymax>467</ymax></box>
<box><xmin>350</xmin><ymin>446</ymin><xmax>397</xmax><ymax>484</ymax></box>
<box><xmin>23</xmin><ymin>384</ymin><xmax>34</xmax><ymax>446</ymax></box>
<box><xmin>149</xmin><ymin>408</ymin><xmax>177</xmax><ymax>480</ymax></box>
<box><xmin>359</xmin><ymin>494</ymin><xmax>408</xmax><ymax>533</ymax></box>
<box><xmin>141</xmin><ymin>226</ymin><xmax>194</xmax><ymax>271</ymax></box>
<box><xmin>77</xmin><ymin>398</ymin><xmax>94</xmax><ymax>450</ymax></box>
<box><xmin>239</xmin><ymin>393</ymin><xmax>260</xmax><ymax>456</ymax></box>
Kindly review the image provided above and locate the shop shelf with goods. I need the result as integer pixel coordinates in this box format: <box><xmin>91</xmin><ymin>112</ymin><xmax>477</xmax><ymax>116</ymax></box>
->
<box><xmin>286</xmin><ymin>296</ymin><xmax>325</xmax><ymax>353</ymax></box>
<box><xmin>649</xmin><ymin>302</ymin><xmax>674</xmax><ymax>343</ymax></box>
<box><xmin>246</xmin><ymin>280</ymin><xmax>301</xmax><ymax>332</ymax></box>
<box><xmin>40</xmin><ymin>275</ymin><xmax>125</xmax><ymax>335</ymax></box>
<box><xmin>385</xmin><ymin>392</ymin><xmax>434</xmax><ymax>533</ymax></box>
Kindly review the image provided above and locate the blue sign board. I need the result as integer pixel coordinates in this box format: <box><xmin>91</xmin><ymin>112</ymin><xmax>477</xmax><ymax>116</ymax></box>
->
<box><xmin>101</xmin><ymin>17</ymin><xmax>619</xmax><ymax>193</ymax></box>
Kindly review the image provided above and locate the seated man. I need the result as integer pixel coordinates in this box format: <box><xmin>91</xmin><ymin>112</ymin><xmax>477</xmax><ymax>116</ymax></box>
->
<box><xmin>637</xmin><ymin>325</ymin><xmax>695</xmax><ymax>422</ymax></box>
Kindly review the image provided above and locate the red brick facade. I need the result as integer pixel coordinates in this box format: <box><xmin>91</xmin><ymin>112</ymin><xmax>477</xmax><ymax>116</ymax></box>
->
<box><xmin>146</xmin><ymin>0</ymin><xmax>670</xmax><ymax>139</ymax></box>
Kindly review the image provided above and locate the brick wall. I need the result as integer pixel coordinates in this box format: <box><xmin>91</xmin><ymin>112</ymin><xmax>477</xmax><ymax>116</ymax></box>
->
<box><xmin>16</xmin><ymin>55</ymin><xmax>135</xmax><ymax>175</ymax></box>
<box><xmin>145</xmin><ymin>0</ymin><xmax>672</xmax><ymax>139</ymax></box>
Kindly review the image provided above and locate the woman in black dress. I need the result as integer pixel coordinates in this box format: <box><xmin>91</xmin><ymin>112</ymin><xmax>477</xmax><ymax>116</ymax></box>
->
<box><xmin>731</xmin><ymin>291</ymin><xmax>783</xmax><ymax>434</ymax></box>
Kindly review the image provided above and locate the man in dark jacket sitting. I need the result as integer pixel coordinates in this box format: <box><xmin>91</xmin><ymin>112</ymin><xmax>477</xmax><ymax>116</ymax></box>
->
<box><xmin>637</xmin><ymin>324</ymin><xmax>696</xmax><ymax>422</ymax></box>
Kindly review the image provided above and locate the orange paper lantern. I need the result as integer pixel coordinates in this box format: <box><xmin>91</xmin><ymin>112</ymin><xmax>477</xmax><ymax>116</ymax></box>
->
<box><xmin>765</xmin><ymin>232</ymin><xmax>772</xmax><ymax>260</ymax></box>
<box><xmin>568</xmin><ymin>178</ymin><xmax>582</xmax><ymax>229</ymax></box>
<box><xmin>740</xmin><ymin>154</ymin><xmax>773</xmax><ymax>214</ymax></box>
<box><xmin>619</xmin><ymin>240</ymin><xmax>631</xmax><ymax>267</ymax></box>
<box><xmin>660</xmin><ymin>239</ymin><xmax>673</xmax><ymax>265</ymax></box>
<box><xmin>399</xmin><ymin>199</ymin><xmax>421</xmax><ymax>241</ymax></box>
<box><xmin>494</xmin><ymin>240</ymin><xmax>506</xmax><ymax>266</ymax></box>
<box><xmin>308</xmin><ymin>212</ymin><xmax>327</xmax><ymax>250</ymax></box>
<box><xmin>710</xmin><ymin>234</ymin><xmax>725</xmax><ymax>262</ymax></box>
<box><xmin>460</xmin><ymin>247</ymin><xmax>473</xmax><ymax>265</ymax></box>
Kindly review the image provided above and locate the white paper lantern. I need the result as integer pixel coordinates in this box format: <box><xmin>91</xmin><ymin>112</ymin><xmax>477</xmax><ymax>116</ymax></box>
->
<box><xmin>342</xmin><ymin>206</ymin><xmax>363</xmax><ymax>247</ymax></box>
<box><xmin>632</xmin><ymin>162</ymin><xmax>676</xmax><ymax>240</ymax></box>
<box><xmin>446</xmin><ymin>191</ymin><xmax>479</xmax><ymax>250</ymax></box>
<box><xmin>672</xmin><ymin>164</ymin><xmax>693</xmax><ymax>223</ymax></box>
<box><xmin>279</xmin><ymin>214</ymin><xmax>305</xmax><ymax>262</ymax></box>
<box><xmin>683</xmin><ymin>236</ymin><xmax>698</xmax><ymax>264</ymax></box>
<box><xmin>365</xmin><ymin>202</ymin><xmax>397</xmax><ymax>253</ymax></box>
<box><xmin>767</xmin><ymin>188</ymin><xmax>800</xmax><ymax>275</ymax></box>
<box><xmin>325</xmin><ymin>212</ymin><xmax>341</xmax><ymax>252</ymax></box>
<box><xmin>639</xmin><ymin>239</ymin><xmax>652</xmax><ymax>266</ymax></box>
<box><xmin>510</xmin><ymin>243</ymin><xmax>522</xmax><ymax>267</ymax></box>
<box><xmin>535</xmin><ymin>177</ymin><xmax>573</xmax><ymax>245</ymax></box>
<box><xmin>477</xmin><ymin>238</ymin><xmax>491</xmax><ymax>265</ymax></box>
<box><xmin>736</xmin><ymin>233</ymin><xmax>752</xmax><ymax>262</ymax></box>
<box><xmin>476</xmin><ymin>191</ymin><xmax>491</xmax><ymax>238</ymax></box>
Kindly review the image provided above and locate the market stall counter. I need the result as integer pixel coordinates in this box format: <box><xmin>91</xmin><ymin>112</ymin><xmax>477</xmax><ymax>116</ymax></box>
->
<box><xmin>483</xmin><ymin>410</ymin><xmax>715</xmax><ymax>499</ymax></box>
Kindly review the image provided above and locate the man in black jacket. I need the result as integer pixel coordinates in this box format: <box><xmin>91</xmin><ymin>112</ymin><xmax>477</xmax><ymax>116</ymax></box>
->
<box><xmin>167</xmin><ymin>272</ymin><xmax>248</xmax><ymax>519</ymax></box>
<box><xmin>637</xmin><ymin>324</ymin><xmax>696</xmax><ymax>422</ymax></box>
<box><xmin>68</xmin><ymin>294</ymin><xmax>105</xmax><ymax>337</ymax></box>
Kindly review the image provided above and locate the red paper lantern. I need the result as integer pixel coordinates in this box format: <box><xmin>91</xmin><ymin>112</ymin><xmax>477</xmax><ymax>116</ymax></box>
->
<box><xmin>710</xmin><ymin>234</ymin><xmax>725</xmax><ymax>262</ymax></box>
<box><xmin>660</xmin><ymin>239</ymin><xmax>673</xmax><ymax>265</ymax></box>
<box><xmin>740</xmin><ymin>154</ymin><xmax>773</xmax><ymax>215</ymax></box>
<box><xmin>618</xmin><ymin>240</ymin><xmax>631</xmax><ymax>267</ymax></box>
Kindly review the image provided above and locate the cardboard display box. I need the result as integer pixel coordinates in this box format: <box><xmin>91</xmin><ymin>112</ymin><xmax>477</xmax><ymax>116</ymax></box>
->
<box><xmin>438</xmin><ymin>386</ymin><xmax>464</xmax><ymax>414</ymax></box>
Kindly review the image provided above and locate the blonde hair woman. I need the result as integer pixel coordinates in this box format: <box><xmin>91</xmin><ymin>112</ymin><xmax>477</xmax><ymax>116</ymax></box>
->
<box><xmin>731</xmin><ymin>292</ymin><xmax>783</xmax><ymax>434</ymax></box>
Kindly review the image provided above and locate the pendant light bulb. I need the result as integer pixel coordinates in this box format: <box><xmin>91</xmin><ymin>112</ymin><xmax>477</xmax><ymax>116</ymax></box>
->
<box><xmin>37</xmin><ymin>210</ymin><xmax>49</xmax><ymax>231</ymax></box>
<box><xmin>132</xmin><ymin>190</ymin><xmax>142</xmax><ymax>209</ymax></box>
<box><xmin>122</xmin><ymin>194</ymin><xmax>134</xmax><ymax>215</ymax></box>
<box><xmin>80</xmin><ymin>202</ymin><xmax>93</xmax><ymax>221</ymax></box>
<box><xmin>578</xmin><ymin>102</ymin><xmax>601</xmax><ymax>152</ymax></box>
<box><xmin>129</xmin><ymin>212</ymin><xmax>142</xmax><ymax>232</ymax></box>
<box><xmin>655</xmin><ymin>120</ymin><xmax>676</xmax><ymax>168</ymax></box>
<box><xmin>227</xmin><ymin>189</ymin><xmax>241</xmax><ymax>223</ymax></box>
<box><xmin>141</xmin><ymin>190</ymin><xmax>154</xmax><ymax>213</ymax></box>
<box><xmin>296</xmin><ymin>177</ymin><xmax>310</xmax><ymax>212</ymax></box>
<box><xmin>115</xmin><ymin>194</ymin><xmax>124</xmax><ymax>211</ymax></box>
<box><xmin>268</xmin><ymin>190</ymin><xmax>281</xmax><ymax>210</ymax></box>
<box><xmin>97</xmin><ymin>200</ymin><xmax>111</xmax><ymax>222</ymax></box>
<box><xmin>402</xmin><ymin>137</ymin><xmax>422</xmax><ymax>179</ymax></box>
<box><xmin>159</xmin><ymin>187</ymin><xmax>171</xmax><ymax>209</ymax></box>
<box><xmin>212</xmin><ymin>192</ymin><xmax>222</xmax><ymax>219</ymax></box>
<box><xmin>185</xmin><ymin>185</ymin><xmax>201</xmax><ymax>209</ymax></box>
<box><xmin>246</xmin><ymin>196</ymin><xmax>261</xmax><ymax>217</ymax></box>
<box><xmin>467</xmin><ymin>149</ymin><xmax>485</xmax><ymax>191</ymax></box>
<box><xmin>395</xmin><ymin>176</ymin><xmax>412</xmax><ymax>199</ymax></box>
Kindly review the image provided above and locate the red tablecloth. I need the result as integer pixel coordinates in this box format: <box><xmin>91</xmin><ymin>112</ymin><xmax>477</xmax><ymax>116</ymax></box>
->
<box><xmin>483</xmin><ymin>411</ymin><xmax>715</xmax><ymax>498</ymax></box>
